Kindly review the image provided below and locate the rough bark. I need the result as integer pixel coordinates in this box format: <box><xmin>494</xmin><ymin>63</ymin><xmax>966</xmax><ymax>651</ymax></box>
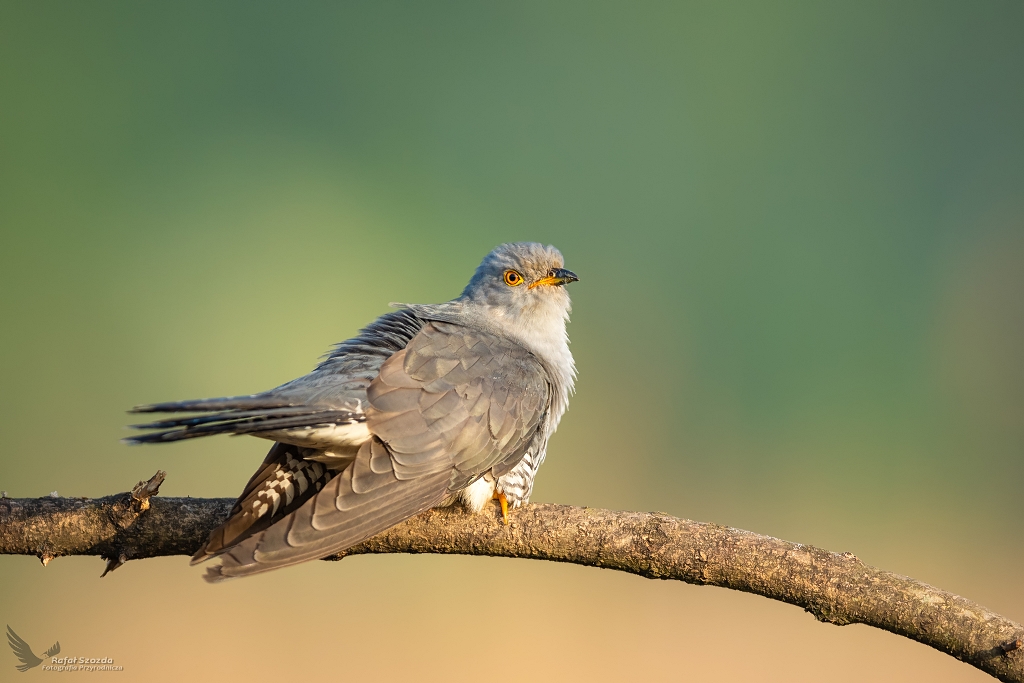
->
<box><xmin>1</xmin><ymin>472</ymin><xmax>1021</xmax><ymax>681</ymax></box>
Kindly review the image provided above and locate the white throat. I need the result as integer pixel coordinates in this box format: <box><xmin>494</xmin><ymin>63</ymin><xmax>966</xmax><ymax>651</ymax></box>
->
<box><xmin>489</xmin><ymin>296</ymin><xmax>576</xmax><ymax>422</ymax></box>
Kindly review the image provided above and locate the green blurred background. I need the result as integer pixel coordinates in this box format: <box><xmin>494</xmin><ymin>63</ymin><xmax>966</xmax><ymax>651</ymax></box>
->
<box><xmin>2</xmin><ymin>1</ymin><xmax>1022</xmax><ymax>680</ymax></box>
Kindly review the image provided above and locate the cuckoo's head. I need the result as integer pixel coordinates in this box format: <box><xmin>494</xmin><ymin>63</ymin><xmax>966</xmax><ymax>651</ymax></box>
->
<box><xmin>460</xmin><ymin>243</ymin><xmax>579</xmax><ymax>319</ymax></box>
<box><xmin>452</xmin><ymin>242</ymin><xmax>578</xmax><ymax>384</ymax></box>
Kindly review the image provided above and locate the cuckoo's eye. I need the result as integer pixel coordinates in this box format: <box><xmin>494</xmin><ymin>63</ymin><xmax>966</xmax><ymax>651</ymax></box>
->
<box><xmin>503</xmin><ymin>270</ymin><xmax>524</xmax><ymax>286</ymax></box>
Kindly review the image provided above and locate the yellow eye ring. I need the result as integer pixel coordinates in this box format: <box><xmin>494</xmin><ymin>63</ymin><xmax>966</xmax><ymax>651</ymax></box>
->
<box><xmin>503</xmin><ymin>270</ymin><xmax>524</xmax><ymax>286</ymax></box>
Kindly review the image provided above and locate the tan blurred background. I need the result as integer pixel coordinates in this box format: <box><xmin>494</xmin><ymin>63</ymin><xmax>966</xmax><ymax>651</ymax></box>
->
<box><xmin>1</xmin><ymin>1</ymin><xmax>1022</xmax><ymax>680</ymax></box>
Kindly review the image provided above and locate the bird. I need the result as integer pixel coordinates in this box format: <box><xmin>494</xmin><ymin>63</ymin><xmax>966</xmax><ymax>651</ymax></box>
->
<box><xmin>6</xmin><ymin>625</ymin><xmax>60</xmax><ymax>672</ymax></box>
<box><xmin>127</xmin><ymin>242</ymin><xmax>579</xmax><ymax>581</ymax></box>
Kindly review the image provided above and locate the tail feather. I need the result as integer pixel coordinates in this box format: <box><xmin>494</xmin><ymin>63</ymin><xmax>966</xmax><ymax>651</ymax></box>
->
<box><xmin>130</xmin><ymin>406</ymin><xmax>318</xmax><ymax>430</ymax></box>
<box><xmin>125</xmin><ymin>409</ymin><xmax>363</xmax><ymax>444</ymax></box>
<box><xmin>129</xmin><ymin>395</ymin><xmax>292</xmax><ymax>414</ymax></box>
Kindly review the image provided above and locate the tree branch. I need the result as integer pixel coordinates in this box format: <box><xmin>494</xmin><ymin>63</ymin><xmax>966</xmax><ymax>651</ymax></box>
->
<box><xmin>1</xmin><ymin>472</ymin><xmax>1021</xmax><ymax>681</ymax></box>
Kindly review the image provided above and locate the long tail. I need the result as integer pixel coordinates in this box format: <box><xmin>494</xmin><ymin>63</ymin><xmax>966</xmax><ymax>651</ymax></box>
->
<box><xmin>125</xmin><ymin>395</ymin><xmax>362</xmax><ymax>444</ymax></box>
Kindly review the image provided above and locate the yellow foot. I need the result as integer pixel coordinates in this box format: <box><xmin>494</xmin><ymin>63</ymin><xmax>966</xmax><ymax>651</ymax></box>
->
<box><xmin>492</xmin><ymin>490</ymin><xmax>510</xmax><ymax>525</ymax></box>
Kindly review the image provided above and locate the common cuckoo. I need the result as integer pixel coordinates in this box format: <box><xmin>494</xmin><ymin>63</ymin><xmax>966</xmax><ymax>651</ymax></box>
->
<box><xmin>127</xmin><ymin>243</ymin><xmax>578</xmax><ymax>581</ymax></box>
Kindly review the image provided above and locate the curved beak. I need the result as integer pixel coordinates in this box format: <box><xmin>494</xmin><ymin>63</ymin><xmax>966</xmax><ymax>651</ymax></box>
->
<box><xmin>529</xmin><ymin>268</ymin><xmax>580</xmax><ymax>289</ymax></box>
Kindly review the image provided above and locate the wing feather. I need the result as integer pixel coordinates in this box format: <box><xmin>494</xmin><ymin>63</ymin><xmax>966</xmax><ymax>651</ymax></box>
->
<box><xmin>199</xmin><ymin>321</ymin><xmax>551</xmax><ymax>580</ymax></box>
<box><xmin>190</xmin><ymin>442</ymin><xmax>337</xmax><ymax>563</ymax></box>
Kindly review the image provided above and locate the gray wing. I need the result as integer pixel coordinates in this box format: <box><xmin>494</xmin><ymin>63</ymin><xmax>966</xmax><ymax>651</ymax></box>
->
<box><xmin>368</xmin><ymin>321</ymin><xmax>550</xmax><ymax>485</ymax></box>
<box><xmin>124</xmin><ymin>309</ymin><xmax>425</xmax><ymax>444</ymax></box>
<box><xmin>201</xmin><ymin>321</ymin><xmax>550</xmax><ymax>581</ymax></box>
<box><xmin>190</xmin><ymin>442</ymin><xmax>337</xmax><ymax>564</ymax></box>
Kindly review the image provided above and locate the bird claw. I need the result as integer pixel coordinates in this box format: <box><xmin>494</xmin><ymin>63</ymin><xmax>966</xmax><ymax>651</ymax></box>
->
<box><xmin>492</xmin><ymin>490</ymin><xmax>510</xmax><ymax>525</ymax></box>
